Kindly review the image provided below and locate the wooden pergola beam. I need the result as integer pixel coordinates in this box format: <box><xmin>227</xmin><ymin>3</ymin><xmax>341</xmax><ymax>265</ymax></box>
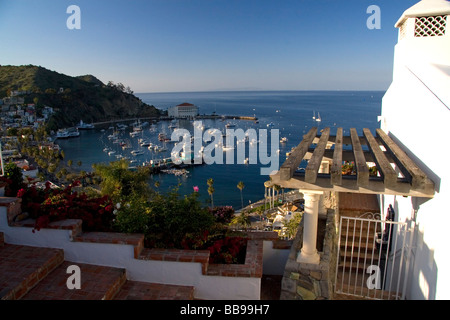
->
<box><xmin>270</xmin><ymin>171</ymin><xmax>435</xmax><ymax>198</ymax></box>
<box><xmin>305</xmin><ymin>127</ymin><xmax>330</xmax><ymax>183</ymax></box>
<box><xmin>350</xmin><ymin>128</ymin><xmax>369</xmax><ymax>187</ymax></box>
<box><xmin>376</xmin><ymin>129</ymin><xmax>428</xmax><ymax>190</ymax></box>
<box><xmin>330</xmin><ymin>127</ymin><xmax>343</xmax><ymax>185</ymax></box>
<box><xmin>363</xmin><ymin>128</ymin><xmax>398</xmax><ymax>188</ymax></box>
<box><xmin>280</xmin><ymin>127</ymin><xmax>317</xmax><ymax>181</ymax></box>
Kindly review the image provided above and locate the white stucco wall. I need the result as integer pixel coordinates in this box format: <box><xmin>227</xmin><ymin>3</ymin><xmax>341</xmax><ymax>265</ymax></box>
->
<box><xmin>381</xmin><ymin>15</ymin><xmax>450</xmax><ymax>299</ymax></box>
<box><xmin>0</xmin><ymin>207</ymin><xmax>260</xmax><ymax>300</ymax></box>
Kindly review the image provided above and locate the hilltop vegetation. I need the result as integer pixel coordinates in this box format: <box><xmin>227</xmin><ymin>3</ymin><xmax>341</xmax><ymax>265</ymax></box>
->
<box><xmin>0</xmin><ymin>65</ymin><xmax>162</xmax><ymax>130</ymax></box>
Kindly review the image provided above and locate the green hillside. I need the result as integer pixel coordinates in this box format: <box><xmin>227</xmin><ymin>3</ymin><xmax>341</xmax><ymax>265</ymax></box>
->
<box><xmin>0</xmin><ymin>65</ymin><xmax>162</xmax><ymax>130</ymax></box>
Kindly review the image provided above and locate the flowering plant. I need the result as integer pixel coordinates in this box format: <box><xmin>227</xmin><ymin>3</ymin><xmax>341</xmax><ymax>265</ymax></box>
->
<box><xmin>207</xmin><ymin>236</ymin><xmax>247</xmax><ymax>264</ymax></box>
<box><xmin>208</xmin><ymin>206</ymin><xmax>235</xmax><ymax>224</ymax></box>
<box><xmin>17</xmin><ymin>181</ymin><xmax>114</xmax><ymax>232</ymax></box>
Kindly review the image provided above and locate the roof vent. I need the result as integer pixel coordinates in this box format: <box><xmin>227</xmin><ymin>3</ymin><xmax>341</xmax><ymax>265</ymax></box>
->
<box><xmin>414</xmin><ymin>15</ymin><xmax>447</xmax><ymax>37</ymax></box>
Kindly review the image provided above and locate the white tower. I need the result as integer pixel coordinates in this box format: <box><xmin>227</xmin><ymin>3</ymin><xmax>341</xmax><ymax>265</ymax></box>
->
<box><xmin>380</xmin><ymin>0</ymin><xmax>450</xmax><ymax>300</ymax></box>
<box><xmin>381</xmin><ymin>0</ymin><xmax>450</xmax><ymax>133</ymax></box>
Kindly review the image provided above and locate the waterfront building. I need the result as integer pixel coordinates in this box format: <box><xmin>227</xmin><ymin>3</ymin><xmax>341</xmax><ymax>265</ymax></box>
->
<box><xmin>167</xmin><ymin>102</ymin><xmax>199</xmax><ymax>119</ymax></box>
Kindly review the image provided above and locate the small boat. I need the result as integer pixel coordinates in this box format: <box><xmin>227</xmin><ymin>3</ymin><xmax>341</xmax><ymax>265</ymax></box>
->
<box><xmin>154</xmin><ymin>145</ymin><xmax>167</xmax><ymax>152</ymax></box>
<box><xmin>280</xmin><ymin>137</ymin><xmax>288</xmax><ymax>143</ymax></box>
<box><xmin>130</xmin><ymin>131</ymin><xmax>140</xmax><ymax>138</ymax></box>
<box><xmin>316</xmin><ymin>112</ymin><xmax>322</xmax><ymax>122</ymax></box>
<box><xmin>108</xmin><ymin>151</ymin><xmax>116</xmax><ymax>156</ymax></box>
<box><xmin>77</xmin><ymin>120</ymin><xmax>95</xmax><ymax>130</ymax></box>
<box><xmin>68</xmin><ymin>130</ymin><xmax>80</xmax><ymax>138</ymax></box>
<box><xmin>225</xmin><ymin>123</ymin><xmax>235</xmax><ymax>128</ymax></box>
<box><xmin>140</xmin><ymin>140</ymin><xmax>152</xmax><ymax>147</ymax></box>
<box><xmin>267</xmin><ymin>122</ymin><xmax>274</xmax><ymax>127</ymax></box>
<box><xmin>56</xmin><ymin>129</ymin><xmax>70</xmax><ymax>139</ymax></box>
<box><xmin>158</xmin><ymin>133</ymin><xmax>167</xmax><ymax>141</ymax></box>
<box><xmin>131</xmin><ymin>150</ymin><xmax>144</xmax><ymax>156</ymax></box>
<box><xmin>108</xmin><ymin>132</ymin><xmax>119</xmax><ymax>140</ymax></box>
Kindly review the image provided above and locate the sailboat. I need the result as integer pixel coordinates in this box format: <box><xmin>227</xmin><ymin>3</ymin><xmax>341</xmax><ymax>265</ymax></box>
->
<box><xmin>312</xmin><ymin>111</ymin><xmax>316</xmax><ymax>120</ymax></box>
<box><xmin>316</xmin><ymin>112</ymin><xmax>322</xmax><ymax>122</ymax></box>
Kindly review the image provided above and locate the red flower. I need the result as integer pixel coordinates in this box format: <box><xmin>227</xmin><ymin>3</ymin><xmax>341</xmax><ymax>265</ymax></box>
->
<box><xmin>16</xmin><ymin>188</ymin><xmax>26</xmax><ymax>198</ymax></box>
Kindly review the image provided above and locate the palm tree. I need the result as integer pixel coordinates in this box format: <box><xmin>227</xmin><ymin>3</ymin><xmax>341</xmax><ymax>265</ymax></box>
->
<box><xmin>207</xmin><ymin>178</ymin><xmax>215</xmax><ymax>208</ymax></box>
<box><xmin>231</xmin><ymin>212</ymin><xmax>251</xmax><ymax>230</ymax></box>
<box><xmin>274</xmin><ymin>184</ymin><xmax>281</xmax><ymax>204</ymax></box>
<box><xmin>237</xmin><ymin>181</ymin><xmax>245</xmax><ymax>209</ymax></box>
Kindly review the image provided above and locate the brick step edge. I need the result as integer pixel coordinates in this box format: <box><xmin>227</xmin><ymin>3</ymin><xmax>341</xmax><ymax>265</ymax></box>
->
<box><xmin>114</xmin><ymin>280</ymin><xmax>195</xmax><ymax>300</ymax></box>
<box><xmin>21</xmin><ymin>261</ymin><xmax>127</xmax><ymax>300</ymax></box>
<box><xmin>1</xmin><ymin>246</ymin><xmax>65</xmax><ymax>300</ymax></box>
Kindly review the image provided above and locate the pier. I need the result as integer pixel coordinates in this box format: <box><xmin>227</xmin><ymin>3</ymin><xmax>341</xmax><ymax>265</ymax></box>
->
<box><xmin>89</xmin><ymin>114</ymin><xmax>258</xmax><ymax>128</ymax></box>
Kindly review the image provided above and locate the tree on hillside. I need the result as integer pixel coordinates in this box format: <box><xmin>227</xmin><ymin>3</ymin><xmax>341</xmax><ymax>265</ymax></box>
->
<box><xmin>207</xmin><ymin>178</ymin><xmax>215</xmax><ymax>209</ymax></box>
<box><xmin>237</xmin><ymin>181</ymin><xmax>245</xmax><ymax>209</ymax></box>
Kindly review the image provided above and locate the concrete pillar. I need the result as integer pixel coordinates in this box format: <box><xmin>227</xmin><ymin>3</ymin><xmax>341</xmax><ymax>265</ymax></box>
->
<box><xmin>297</xmin><ymin>190</ymin><xmax>323</xmax><ymax>265</ymax></box>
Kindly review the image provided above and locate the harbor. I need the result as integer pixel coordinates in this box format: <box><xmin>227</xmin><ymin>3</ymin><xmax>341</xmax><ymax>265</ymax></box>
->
<box><xmin>54</xmin><ymin>90</ymin><xmax>383</xmax><ymax>209</ymax></box>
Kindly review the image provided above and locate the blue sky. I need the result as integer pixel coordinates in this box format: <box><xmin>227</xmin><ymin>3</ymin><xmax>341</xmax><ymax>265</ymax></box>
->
<box><xmin>0</xmin><ymin>0</ymin><xmax>416</xmax><ymax>93</ymax></box>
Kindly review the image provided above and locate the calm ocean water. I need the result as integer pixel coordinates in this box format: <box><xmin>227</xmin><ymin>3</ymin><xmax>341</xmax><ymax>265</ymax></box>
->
<box><xmin>57</xmin><ymin>91</ymin><xmax>384</xmax><ymax>209</ymax></box>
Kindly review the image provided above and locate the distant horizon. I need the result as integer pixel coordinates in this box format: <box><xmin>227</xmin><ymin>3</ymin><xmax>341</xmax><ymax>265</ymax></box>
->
<box><xmin>135</xmin><ymin>88</ymin><xmax>388</xmax><ymax>95</ymax></box>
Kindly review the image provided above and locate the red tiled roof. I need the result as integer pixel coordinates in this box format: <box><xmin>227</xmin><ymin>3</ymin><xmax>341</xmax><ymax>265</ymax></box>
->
<box><xmin>177</xmin><ymin>103</ymin><xmax>194</xmax><ymax>107</ymax></box>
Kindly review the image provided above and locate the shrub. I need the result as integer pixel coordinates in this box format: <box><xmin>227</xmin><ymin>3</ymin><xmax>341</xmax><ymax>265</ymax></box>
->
<box><xmin>208</xmin><ymin>206</ymin><xmax>235</xmax><ymax>224</ymax></box>
<box><xmin>113</xmin><ymin>194</ymin><xmax>151</xmax><ymax>234</ymax></box>
<box><xmin>144</xmin><ymin>187</ymin><xmax>215</xmax><ymax>249</ymax></box>
<box><xmin>2</xmin><ymin>163</ymin><xmax>25</xmax><ymax>197</ymax></box>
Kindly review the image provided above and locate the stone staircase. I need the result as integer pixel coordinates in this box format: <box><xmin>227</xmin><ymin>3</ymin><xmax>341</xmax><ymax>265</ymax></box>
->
<box><xmin>0</xmin><ymin>230</ymin><xmax>195</xmax><ymax>300</ymax></box>
<box><xmin>335</xmin><ymin>193</ymin><xmax>401</xmax><ymax>300</ymax></box>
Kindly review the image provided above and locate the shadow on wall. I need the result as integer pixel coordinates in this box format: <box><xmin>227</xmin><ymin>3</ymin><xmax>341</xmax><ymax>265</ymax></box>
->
<box><xmin>407</xmin><ymin>197</ymin><xmax>438</xmax><ymax>300</ymax></box>
<box><xmin>379</xmin><ymin>196</ymin><xmax>437</xmax><ymax>300</ymax></box>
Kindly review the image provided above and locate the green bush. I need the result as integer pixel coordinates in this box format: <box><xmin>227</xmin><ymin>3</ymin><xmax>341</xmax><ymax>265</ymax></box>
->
<box><xmin>144</xmin><ymin>187</ymin><xmax>215</xmax><ymax>249</ymax></box>
<box><xmin>2</xmin><ymin>162</ymin><xmax>24</xmax><ymax>197</ymax></box>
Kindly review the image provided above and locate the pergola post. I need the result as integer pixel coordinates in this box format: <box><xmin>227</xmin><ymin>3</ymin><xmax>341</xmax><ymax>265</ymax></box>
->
<box><xmin>297</xmin><ymin>190</ymin><xmax>323</xmax><ymax>265</ymax></box>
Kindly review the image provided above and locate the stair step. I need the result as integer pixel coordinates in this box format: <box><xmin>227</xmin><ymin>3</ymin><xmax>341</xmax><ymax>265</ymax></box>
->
<box><xmin>335</xmin><ymin>270</ymin><xmax>402</xmax><ymax>300</ymax></box>
<box><xmin>339</xmin><ymin>251</ymin><xmax>380</xmax><ymax>263</ymax></box>
<box><xmin>21</xmin><ymin>261</ymin><xmax>127</xmax><ymax>300</ymax></box>
<box><xmin>338</xmin><ymin>260</ymin><xmax>381</xmax><ymax>272</ymax></box>
<box><xmin>0</xmin><ymin>244</ymin><xmax>64</xmax><ymax>300</ymax></box>
<box><xmin>114</xmin><ymin>280</ymin><xmax>195</xmax><ymax>300</ymax></box>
